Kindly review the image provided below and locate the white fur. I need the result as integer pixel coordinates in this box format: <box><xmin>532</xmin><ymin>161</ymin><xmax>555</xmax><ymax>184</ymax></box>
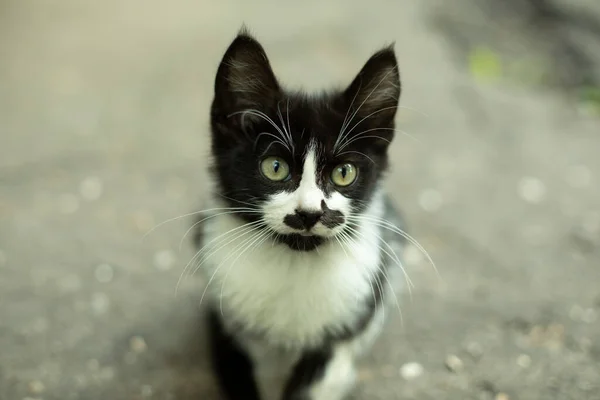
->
<box><xmin>202</xmin><ymin>192</ymin><xmax>385</xmax><ymax>348</ymax></box>
<box><xmin>262</xmin><ymin>145</ymin><xmax>351</xmax><ymax>237</ymax></box>
<box><xmin>200</xmin><ymin>148</ymin><xmax>393</xmax><ymax>399</ymax></box>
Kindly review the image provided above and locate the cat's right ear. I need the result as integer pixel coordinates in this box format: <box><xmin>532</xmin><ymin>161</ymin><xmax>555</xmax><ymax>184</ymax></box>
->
<box><xmin>212</xmin><ymin>29</ymin><xmax>281</xmax><ymax>122</ymax></box>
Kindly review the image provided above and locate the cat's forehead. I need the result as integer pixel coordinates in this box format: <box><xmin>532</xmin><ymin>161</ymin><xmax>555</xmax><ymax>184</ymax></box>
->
<box><xmin>269</xmin><ymin>94</ymin><xmax>347</xmax><ymax>151</ymax></box>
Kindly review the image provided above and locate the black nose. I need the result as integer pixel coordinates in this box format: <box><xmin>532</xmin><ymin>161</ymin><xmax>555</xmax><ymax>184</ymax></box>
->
<box><xmin>296</xmin><ymin>210</ymin><xmax>323</xmax><ymax>229</ymax></box>
<box><xmin>283</xmin><ymin>210</ymin><xmax>323</xmax><ymax>230</ymax></box>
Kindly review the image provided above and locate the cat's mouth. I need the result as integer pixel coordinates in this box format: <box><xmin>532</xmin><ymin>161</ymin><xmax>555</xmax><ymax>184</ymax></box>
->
<box><xmin>274</xmin><ymin>233</ymin><xmax>325</xmax><ymax>252</ymax></box>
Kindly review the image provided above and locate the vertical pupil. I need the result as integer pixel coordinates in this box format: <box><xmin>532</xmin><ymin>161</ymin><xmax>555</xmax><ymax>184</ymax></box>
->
<box><xmin>340</xmin><ymin>167</ymin><xmax>347</xmax><ymax>178</ymax></box>
<box><xmin>273</xmin><ymin>160</ymin><xmax>280</xmax><ymax>173</ymax></box>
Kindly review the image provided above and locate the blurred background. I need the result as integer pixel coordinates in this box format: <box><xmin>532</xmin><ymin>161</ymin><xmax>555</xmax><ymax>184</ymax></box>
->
<box><xmin>1</xmin><ymin>0</ymin><xmax>599</xmax><ymax>399</ymax></box>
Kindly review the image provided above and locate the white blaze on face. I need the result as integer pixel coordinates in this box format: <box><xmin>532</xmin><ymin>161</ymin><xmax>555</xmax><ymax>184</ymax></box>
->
<box><xmin>297</xmin><ymin>146</ymin><xmax>324</xmax><ymax>212</ymax></box>
<box><xmin>262</xmin><ymin>143</ymin><xmax>351</xmax><ymax>236</ymax></box>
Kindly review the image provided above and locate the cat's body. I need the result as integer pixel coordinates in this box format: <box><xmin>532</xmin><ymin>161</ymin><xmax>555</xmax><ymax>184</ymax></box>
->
<box><xmin>193</xmin><ymin>29</ymin><xmax>406</xmax><ymax>400</ymax></box>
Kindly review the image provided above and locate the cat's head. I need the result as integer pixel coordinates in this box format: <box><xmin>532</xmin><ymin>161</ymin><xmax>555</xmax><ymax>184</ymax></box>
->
<box><xmin>209</xmin><ymin>29</ymin><xmax>400</xmax><ymax>251</ymax></box>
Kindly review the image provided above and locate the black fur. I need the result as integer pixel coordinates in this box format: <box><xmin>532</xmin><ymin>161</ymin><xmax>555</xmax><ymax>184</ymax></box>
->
<box><xmin>207</xmin><ymin>309</ymin><xmax>261</xmax><ymax>400</ymax></box>
<box><xmin>209</xmin><ymin>29</ymin><xmax>400</xmax><ymax>252</ymax></box>
<box><xmin>203</xmin><ymin>28</ymin><xmax>402</xmax><ymax>400</ymax></box>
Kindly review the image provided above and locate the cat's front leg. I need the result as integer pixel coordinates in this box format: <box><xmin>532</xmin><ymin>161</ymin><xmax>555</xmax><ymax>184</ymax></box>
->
<box><xmin>281</xmin><ymin>344</ymin><xmax>356</xmax><ymax>400</ymax></box>
<box><xmin>207</xmin><ymin>309</ymin><xmax>262</xmax><ymax>400</ymax></box>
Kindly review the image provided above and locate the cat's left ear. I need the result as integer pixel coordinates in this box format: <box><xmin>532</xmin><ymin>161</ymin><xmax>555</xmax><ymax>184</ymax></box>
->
<box><xmin>344</xmin><ymin>45</ymin><xmax>400</xmax><ymax>124</ymax></box>
<box><xmin>213</xmin><ymin>29</ymin><xmax>281</xmax><ymax>116</ymax></box>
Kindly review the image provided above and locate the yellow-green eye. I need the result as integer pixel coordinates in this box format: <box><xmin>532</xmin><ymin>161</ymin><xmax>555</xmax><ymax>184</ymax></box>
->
<box><xmin>260</xmin><ymin>157</ymin><xmax>290</xmax><ymax>181</ymax></box>
<box><xmin>331</xmin><ymin>163</ymin><xmax>357</xmax><ymax>187</ymax></box>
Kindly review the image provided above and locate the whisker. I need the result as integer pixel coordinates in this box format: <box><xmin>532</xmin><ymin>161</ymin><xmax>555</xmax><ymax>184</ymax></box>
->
<box><xmin>343</xmin><ymin>225</ymin><xmax>405</xmax><ymax>322</ymax></box>
<box><xmin>255</xmin><ymin>131</ymin><xmax>290</xmax><ymax>153</ymax></box>
<box><xmin>398</xmin><ymin>105</ymin><xmax>429</xmax><ymax>118</ymax></box>
<box><xmin>178</xmin><ymin>209</ymin><xmax>262</xmax><ymax>251</ymax></box>
<box><xmin>195</xmin><ymin>223</ymin><xmax>267</xmax><ymax>306</ymax></box>
<box><xmin>339</xmin><ymin>105</ymin><xmax>399</xmax><ymax>148</ymax></box>
<box><xmin>336</xmin><ymin>127</ymin><xmax>420</xmax><ymax>153</ymax></box>
<box><xmin>215</xmin><ymin>193</ymin><xmax>264</xmax><ymax>209</ymax></box>
<box><xmin>339</xmin><ymin>229</ymin><xmax>392</xmax><ymax>328</ymax></box>
<box><xmin>229</xmin><ymin>109</ymin><xmax>290</xmax><ymax>150</ymax></box>
<box><xmin>335</xmin><ymin>67</ymin><xmax>398</xmax><ymax>152</ymax></box>
<box><xmin>344</xmin><ymin>224</ymin><xmax>414</xmax><ymax>292</ymax></box>
<box><xmin>347</xmin><ymin>215</ymin><xmax>439</xmax><ymax>278</ymax></box>
<box><xmin>143</xmin><ymin>206</ymin><xmax>259</xmax><ymax>240</ymax></box>
<box><xmin>334</xmin><ymin>78</ymin><xmax>362</xmax><ymax>151</ymax></box>
<box><xmin>175</xmin><ymin>220</ymin><xmax>264</xmax><ymax>296</ymax></box>
<box><xmin>277</xmin><ymin>101</ymin><xmax>295</xmax><ymax>154</ymax></box>
<box><xmin>219</xmin><ymin>227</ymin><xmax>274</xmax><ymax>315</ymax></box>
<box><xmin>336</xmin><ymin>150</ymin><xmax>375</xmax><ymax>164</ymax></box>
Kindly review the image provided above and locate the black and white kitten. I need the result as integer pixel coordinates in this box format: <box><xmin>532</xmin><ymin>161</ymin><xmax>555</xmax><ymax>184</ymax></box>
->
<box><xmin>195</xmin><ymin>29</ymin><xmax>406</xmax><ymax>400</ymax></box>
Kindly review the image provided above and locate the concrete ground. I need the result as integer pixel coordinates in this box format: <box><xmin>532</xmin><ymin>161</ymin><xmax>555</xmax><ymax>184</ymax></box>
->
<box><xmin>1</xmin><ymin>0</ymin><xmax>599</xmax><ymax>399</ymax></box>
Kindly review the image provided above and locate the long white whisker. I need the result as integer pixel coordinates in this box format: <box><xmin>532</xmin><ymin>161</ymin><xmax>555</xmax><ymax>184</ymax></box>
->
<box><xmin>178</xmin><ymin>210</ymin><xmax>262</xmax><ymax>251</ymax></box>
<box><xmin>229</xmin><ymin>109</ymin><xmax>289</xmax><ymax>148</ymax></box>
<box><xmin>339</xmin><ymin>105</ymin><xmax>399</xmax><ymax>148</ymax></box>
<box><xmin>219</xmin><ymin>227</ymin><xmax>273</xmax><ymax>315</ymax></box>
<box><xmin>334</xmin><ymin>79</ymin><xmax>363</xmax><ymax>151</ymax></box>
<box><xmin>347</xmin><ymin>215</ymin><xmax>439</xmax><ymax>278</ymax></box>
<box><xmin>143</xmin><ymin>207</ymin><xmax>258</xmax><ymax>240</ymax></box>
<box><xmin>335</xmin><ymin>67</ymin><xmax>398</xmax><ymax>152</ymax></box>
<box><xmin>196</xmin><ymin>223</ymin><xmax>267</xmax><ymax>307</ymax></box>
<box><xmin>336</xmin><ymin>151</ymin><xmax>376</xmax><ymax>164</ymax></box>
<box><xmin>175</xmin><ymin>220</ymin><xmax>264</xmax><ymax>296</ymax></box>
<box><xmin>343</xmin><ymin>225</ymin><xmax>405</xmax><ymax>322</ymax></box>
<box><xmin>255</xmin><ymin>132</ymin><xmax>290</xmax><ymax>152</ymax></box>
<box><xmin>345</xmin><ymin>224</ymin><xmax>414</xmax><ymax>292</ymax></box>
<box><xmin>337</xmin><ymin>127</ymin><xmax>420</xmax><ymax>153</ymax></box>
<box><xmin>190</xmin><ymin>221</ymin><xmax>266</xmax><ymax>280</ymax></box>
<box><xmin>277</xmin><ymin>101</ymin><xmax>295</xmax><ymax>154</ymax></box>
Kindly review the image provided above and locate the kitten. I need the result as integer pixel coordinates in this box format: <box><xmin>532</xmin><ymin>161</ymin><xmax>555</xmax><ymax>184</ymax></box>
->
<box><xmin>194</xmin><ymin>28</ymin><xmax>406</xmax><ymax>400</ymax></box>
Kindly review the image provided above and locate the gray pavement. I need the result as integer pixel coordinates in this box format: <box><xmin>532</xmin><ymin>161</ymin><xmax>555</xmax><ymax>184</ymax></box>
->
<box><xmin>1</xmin><ymin>0</ymin><xmax>599</xmax><ymax>399</ymax></box>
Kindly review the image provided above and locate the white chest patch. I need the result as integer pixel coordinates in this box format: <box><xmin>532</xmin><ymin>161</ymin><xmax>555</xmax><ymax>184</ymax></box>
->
<box><xmin>200</xmin><ymin>197</ymin><xmax>385</xmax><ymax>349</ymax></box>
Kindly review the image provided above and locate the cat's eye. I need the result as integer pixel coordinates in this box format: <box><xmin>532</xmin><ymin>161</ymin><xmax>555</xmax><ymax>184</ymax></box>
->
<box><xmin>260</xmin><ymin>157</ymin><xmax>291</xmax><ymax>182</ymax></box>
<box><xmin>331</xmin><ymin>163</ymin><xmax>357</xmax><ymax>187</ymax></box>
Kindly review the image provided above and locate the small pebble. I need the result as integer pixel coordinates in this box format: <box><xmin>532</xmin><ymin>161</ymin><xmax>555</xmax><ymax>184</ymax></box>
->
<box><xmin>400</xmin><ymin>362</ymin><xmax>424</xmax><ymax>380</ymax></box>
<box><xmin>565</xmin><ymin>164</ymin><xmax>592</xmax><ymax>188</ymax></box>
<box><xmin>28</xmin><ymin>380</ymin><xmax>45</xmax><ymax>394</ymax></box>
<box><xmin>153</xmin><ymin>249</ymin><xmax>175</xmax><ymax>271</ymax></box>
<box><xmin>465</xmin><ymin>341</ymin><xmax>484</xmax><ymax>359</ymax></box>
<box><xmin>94</xmin><ymin>263</ymin><xmax>114</xmax><ymax>283</ymax></box>
<box><xmin>418</xmin><ymin>189</ymin><xmax>443</xmax><ymax>212</ymax></box>
<box><xmin>495</xmin><ymin>393</ymin><xmax>510</xmax><ymax>400</ymax></box>
<box><xmin>516</xmin><ymin>354</ymin><xmax>531</xmax><ymax>368</ymax></box>
<box><xmin>58</xmin><ymin>193</ymin><xmax>80</xmax><ymax>214</ymax></box>
<box><xmin>518</xmin><ymin>176</ymin><xmax>546</xmax><ymax>204</ymax></box>
<box><xmin>445</xmin><ymin>354</ymin><xmax>464</xmax><ymax>372</ymax></box>
<box><xmin>91</xmin><ymin>292</ymin><xmax>110</xmax><ymax>315</ymax></box>
<box><xmin>130</xmin><ymin>335</ymin><xmax>148</xmax><ymax>353</ymax></box>
<box><xmin>79</xmin><ymin>176</ymin><xmax>103</xmax><ymax>201</ymax></box>
<box><xmin>581</xmin><ymin>308</ymin><xmax>597</xmax><ymax>324</ymax></box>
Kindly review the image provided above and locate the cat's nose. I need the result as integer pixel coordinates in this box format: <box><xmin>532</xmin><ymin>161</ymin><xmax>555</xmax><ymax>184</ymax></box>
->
<box><xmin>295</xmin><ymin>210</ymin><xmax>323</xmax><ymax>230</ymax></box>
